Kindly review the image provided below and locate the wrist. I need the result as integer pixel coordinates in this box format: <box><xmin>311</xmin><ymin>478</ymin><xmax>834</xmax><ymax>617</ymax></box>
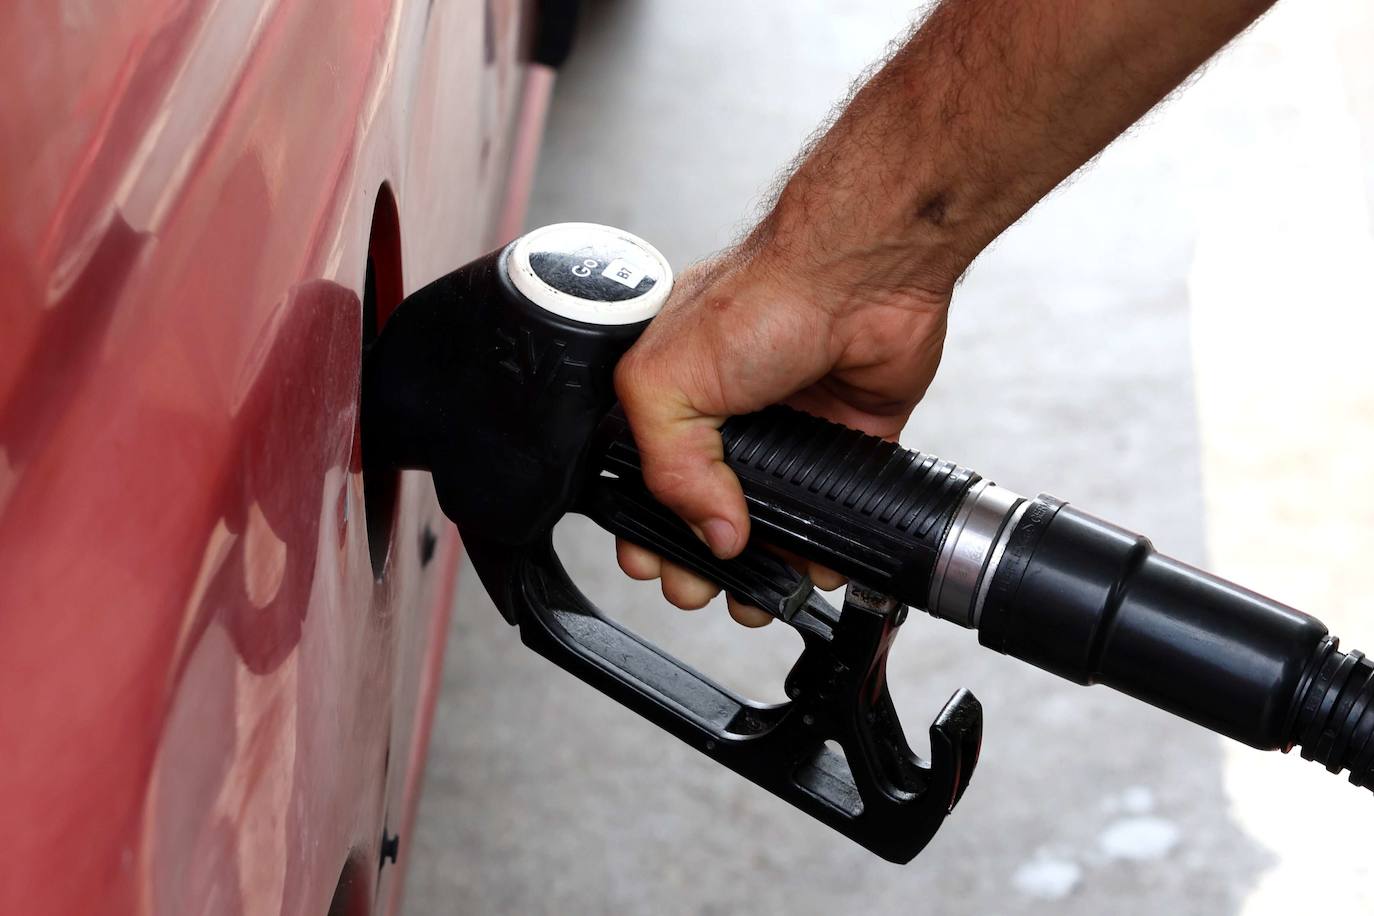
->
<box><xmin>746</xmin><ymin>177</ymin><xmax>967</xmax><ymax>312</ymax></box>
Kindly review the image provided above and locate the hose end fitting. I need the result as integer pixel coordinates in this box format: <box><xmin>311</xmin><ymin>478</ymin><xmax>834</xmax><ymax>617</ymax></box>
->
<box><xmin>1289</xmin><ymin>637</ymin><xmax>1374</xmax><ymax>791</ymax></box>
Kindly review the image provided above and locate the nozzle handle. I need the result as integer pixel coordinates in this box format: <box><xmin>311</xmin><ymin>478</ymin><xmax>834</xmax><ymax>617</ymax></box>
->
<box><xmin>600</xmin><ymin>405</ymin><xmax>980</xmax><ymax>609</ymax></box>
<box><xmin>599</xmin><ymin>404</ymin><xmax>1374</xmax><ymax>794</ymax></box>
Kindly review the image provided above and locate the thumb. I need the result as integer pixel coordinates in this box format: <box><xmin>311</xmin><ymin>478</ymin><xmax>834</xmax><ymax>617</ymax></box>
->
<box><xmin>614</xmin><ymin>354</ymin><xmax>750</xmax><ymax>559</ymax></box>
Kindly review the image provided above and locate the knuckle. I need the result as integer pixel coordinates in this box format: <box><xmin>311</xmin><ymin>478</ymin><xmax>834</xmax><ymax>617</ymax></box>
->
<box><xmin>703</xmin><ymin>293</ymin><xmax>737</xmax><ymax>316</ymax></box>
<box><xmin>641</xmin><ymin>466</ymin><xmax>696</xmax><ymax>506</ymax></box>
<box><xmin>613</xmin><ymin>351</ymin><xmax>657</xmax><ymax>404</ymax></box>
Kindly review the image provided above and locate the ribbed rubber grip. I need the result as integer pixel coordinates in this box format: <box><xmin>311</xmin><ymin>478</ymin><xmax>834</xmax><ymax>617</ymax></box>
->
<box><xmin>601</xmin><ymin>405</ymin><xmax>979</xmax><ymax>609</ymax></box>
<box><xmin>1290</xmin><ymin>641</ymin><xmax>1374</xmax><ymax>791</ymax></box>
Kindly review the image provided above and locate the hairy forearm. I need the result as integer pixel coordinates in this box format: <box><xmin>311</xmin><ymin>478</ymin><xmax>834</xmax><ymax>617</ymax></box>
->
<box><xmin>611</xmin><ymin>0</ymin><xmax>1277</xmax><ymax>592</ymax></box>
<box><xmin>760</xmin><ymin>0</ymin><xmax>1275</xmax><ymax>294</ymax></box>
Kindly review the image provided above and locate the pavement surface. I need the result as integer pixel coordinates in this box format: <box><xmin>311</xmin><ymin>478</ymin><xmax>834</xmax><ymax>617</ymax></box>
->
<box><xmin>405</xmin><ymin>2</ymin><xmax>1374</xmax><ymax>913</ymax></box>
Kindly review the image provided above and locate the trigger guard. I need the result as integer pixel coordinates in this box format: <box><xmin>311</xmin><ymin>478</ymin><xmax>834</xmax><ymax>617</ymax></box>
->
<box><xmin>462</xmin><ymin>529</ymin><xmax>983</xmax><ymax>864</ymax></box>
<box><xmin>466</xmin><ymin>533</ymin><xmax>788</xmax><ymax>738</ymax></box>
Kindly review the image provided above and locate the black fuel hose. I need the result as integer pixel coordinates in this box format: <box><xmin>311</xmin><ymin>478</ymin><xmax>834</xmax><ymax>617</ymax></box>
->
<box><xmin>972</xmin><ymin>496</ymin><xmax>1374</xmax><ymax>786</ymax></box>
<box><xmin>630</xmin><ymin>405</ymin><xmax>1374</xmax><ymax>791</ymax></box>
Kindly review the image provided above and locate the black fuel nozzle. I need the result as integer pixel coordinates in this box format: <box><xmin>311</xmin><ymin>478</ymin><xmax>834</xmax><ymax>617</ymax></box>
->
<box><xmin>362</xmin><ymin>223</ymin><xmax>981</xmax><ymax>863</ymax></box>
<box><xmin>362</xmin><ymin>223</ymin><xmax>664</xmax><ymax>548</ymax></box>
<box><xmin>362</xmin><ymin>222</ymin><xmax>1370</xmax><ymax>866</ymax></box>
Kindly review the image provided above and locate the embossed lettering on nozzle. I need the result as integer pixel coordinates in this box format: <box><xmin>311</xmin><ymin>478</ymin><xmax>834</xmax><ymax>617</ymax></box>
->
<box><xmin>927</xmin><ymin>481</ymin><xmax>1024</xmax><ymax>628</ymax></box>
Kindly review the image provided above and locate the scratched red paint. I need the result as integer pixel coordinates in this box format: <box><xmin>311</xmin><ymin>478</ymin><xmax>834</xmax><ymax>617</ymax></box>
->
<box><xmin>0</xmin><ymin>1</ymin><xmax>546</xmax><ymax>912</ymax></box>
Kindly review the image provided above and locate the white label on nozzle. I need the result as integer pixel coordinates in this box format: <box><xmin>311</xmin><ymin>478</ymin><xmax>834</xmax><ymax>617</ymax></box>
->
<box><xmin>507</xmin><ymin>223</ymin><xmax>673</xmax><ymax>326</ymax></box>
<box><xmin>601</xmin><ymin>258</ymin><xmax>646</xmax><ymax>289</ymax></box>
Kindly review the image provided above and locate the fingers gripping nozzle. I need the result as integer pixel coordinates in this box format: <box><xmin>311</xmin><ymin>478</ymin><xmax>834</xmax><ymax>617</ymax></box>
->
<box><xmin>361</xmin><ymin>223</ymin><xmax>982</xmax><ymax>862</ymax></box>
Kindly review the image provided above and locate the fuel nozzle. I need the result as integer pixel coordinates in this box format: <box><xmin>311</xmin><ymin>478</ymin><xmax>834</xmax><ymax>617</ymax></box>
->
<box><xmin>362</xmin><ymin>223</ymin><xmax>984</xmax><ymax>863</ymax></box>
<box><xmin>362</xmin><ymin>222</ymin><xmax>1369</xmax><ymax>867</ymax></box>
<box><xmin>362</xmin><ymin>223</ymin><xmax>672</xmax><ymax>545</ymax></box>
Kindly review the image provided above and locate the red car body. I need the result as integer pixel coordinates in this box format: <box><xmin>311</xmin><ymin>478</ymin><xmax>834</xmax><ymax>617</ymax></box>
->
<box><xmin>0</xmin><ymin>2</ymin><xmax>554</xmax><ymax>912</ymax></box>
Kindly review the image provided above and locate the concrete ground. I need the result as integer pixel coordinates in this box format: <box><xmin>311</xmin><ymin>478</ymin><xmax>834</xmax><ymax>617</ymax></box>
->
<box><xmin>405</xmin><ymin>2</ymin><xmax>1374</xmax><ymax>913</ymax></box>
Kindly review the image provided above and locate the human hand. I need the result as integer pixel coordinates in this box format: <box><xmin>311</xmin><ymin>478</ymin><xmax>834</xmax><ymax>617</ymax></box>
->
<box><xmin>613</xmin><ymin>229</ymin><xmax>954</xmax><ymax>626</ymax></box>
